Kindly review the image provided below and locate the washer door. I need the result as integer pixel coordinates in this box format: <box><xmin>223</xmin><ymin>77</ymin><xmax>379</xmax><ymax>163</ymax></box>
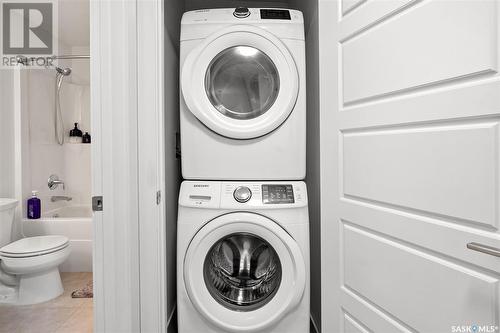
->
<box><xmin>181</xmin><ymin>25</ymin><xmax>299</xmax><ymax>139</ymax></box>
<box><xmin>183</xmin><ymin>212</ymin><xmax>306</xmax><ymax>332</ymax></box>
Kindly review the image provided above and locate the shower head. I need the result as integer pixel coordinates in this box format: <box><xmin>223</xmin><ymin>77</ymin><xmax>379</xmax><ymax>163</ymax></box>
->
<box><xmin>56</xmin><ymin>67</ymin><xmax>72</xmax><ymax>76</ymax></box>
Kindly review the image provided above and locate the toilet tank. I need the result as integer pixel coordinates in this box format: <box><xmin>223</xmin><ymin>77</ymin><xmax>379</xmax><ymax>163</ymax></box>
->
<box><xmin>0</xmin><ymin>199</ymin><xmax>18</xmax><ymax>248</ymax></box>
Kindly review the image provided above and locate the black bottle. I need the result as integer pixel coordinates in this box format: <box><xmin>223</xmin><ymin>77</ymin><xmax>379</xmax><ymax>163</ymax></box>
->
<box><xmin>82</xmin><ymin>132</ymin><xmax>91</xmax><ymax>144</ymax></box>
<box><xmin>69</xmin><ymin>123</ymin><xmax>83</xmax><ymax>137</ymax></box>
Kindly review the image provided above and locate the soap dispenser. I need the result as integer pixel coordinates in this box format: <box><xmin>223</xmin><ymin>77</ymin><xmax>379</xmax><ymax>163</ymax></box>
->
<box><xmin>69</xmin><ymin>123</ymin><xmax>83</xmax><ymax>143</ymax></box>
<box><xmin>27</xmin><ymin>191</ymin><xmax>41</xmax><ymax>219</ymax></box>
<box><xmin>82</xmin><ymin>132</ymin><xmax>91</xmax><ymax>144</ymax></box>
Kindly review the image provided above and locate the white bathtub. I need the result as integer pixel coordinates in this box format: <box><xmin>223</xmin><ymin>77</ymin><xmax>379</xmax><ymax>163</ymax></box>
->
<box><xmin>22</xmin><ymin>205</ymin><xmax>92</xmax><ymax>272</ymax></box>
<box><xmin>43</xmin><ymin>205</ymin><xmax>92</xmax><ymax>218</ymax></box>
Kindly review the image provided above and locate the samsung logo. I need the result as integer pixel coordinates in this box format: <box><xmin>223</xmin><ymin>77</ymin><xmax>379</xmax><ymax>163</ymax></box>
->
<box><xmin>193</xmin><ymin>184</ymin><xmax>209</xmax><ymax>187</ymax></box>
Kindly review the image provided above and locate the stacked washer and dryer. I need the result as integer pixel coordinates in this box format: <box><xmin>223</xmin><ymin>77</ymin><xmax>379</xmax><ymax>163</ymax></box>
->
<box><xmin>177</xmin><ymin>7</ymin><xmax>309</xmax><ymax>333</ymax></box>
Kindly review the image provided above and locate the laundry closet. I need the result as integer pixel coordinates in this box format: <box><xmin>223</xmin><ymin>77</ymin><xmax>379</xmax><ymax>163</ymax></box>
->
<box><xmin>162</xmin><ymin>0</ymin><xmax>321</xmax><ymax>331</ymax></box>
<box><xmin>91</xmin><ymin>0</ymin><xmax>500</xmax><ymax>331</ymax></box>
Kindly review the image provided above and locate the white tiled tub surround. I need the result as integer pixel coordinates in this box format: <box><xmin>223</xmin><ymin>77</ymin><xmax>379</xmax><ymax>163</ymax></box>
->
<box><xmin>17</xmin><ymin>46</ymin><xmax>92</xmax><ymax>273</ymax></box>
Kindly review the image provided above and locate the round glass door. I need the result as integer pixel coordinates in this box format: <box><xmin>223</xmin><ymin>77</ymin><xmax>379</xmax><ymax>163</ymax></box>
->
<box><xmin>205</xmin><ymin>46</ymin><xmax>280</xmax><ymax>120</ymax></box>
<box><xmin>203</xmin><ymin>232</ymin><xmax>282</xmax><ymax>311</ymax></box>
<box><xmin>181</xmin><ymin>26</ymin><xmax>299</xmax><ymax>139</ymax></box>
<box><xmin>182</xmin><ymin>212</ymin><xmax>306</xmax><ymax>331</ymax></box>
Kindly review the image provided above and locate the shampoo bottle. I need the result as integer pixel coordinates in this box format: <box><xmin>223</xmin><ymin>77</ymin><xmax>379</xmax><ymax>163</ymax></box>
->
<box><xmin>27</xmin><ymin>191</ymin><xmax>41</xmax><ymax>219</ymax></box>
<box><xmin>82</xmin><ymin>132</ymin><xmax>91</xmax><ymax>143</ymax></box>
<box><xmin>69</xmin><ymin>123</ymin><xmax>83</xmax><ymax>143</ymax></box>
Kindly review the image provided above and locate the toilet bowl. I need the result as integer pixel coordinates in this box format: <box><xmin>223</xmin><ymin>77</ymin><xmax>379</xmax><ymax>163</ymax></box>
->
<box><xmin>0</xmin><ymin>198</ymin><xmax>71</xmax><ymax>305</ymax></box>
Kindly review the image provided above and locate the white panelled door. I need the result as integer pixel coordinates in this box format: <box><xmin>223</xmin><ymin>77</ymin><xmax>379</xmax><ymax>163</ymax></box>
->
<box><xmin>320</xmin><ymin>0</ymin><xmax>500</xmax><ymax>332</ymax></box>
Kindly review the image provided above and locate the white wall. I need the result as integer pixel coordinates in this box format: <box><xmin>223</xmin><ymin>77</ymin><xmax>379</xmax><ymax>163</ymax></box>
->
<box><xmin>0</xmin><ymin>70</ymin><xmax>16</xmax><ymax>199</ymax></box>
<box><xmin>58</xmin><ymin>0</ymin><xmax>90</xmax><ymax>48</ymax></box>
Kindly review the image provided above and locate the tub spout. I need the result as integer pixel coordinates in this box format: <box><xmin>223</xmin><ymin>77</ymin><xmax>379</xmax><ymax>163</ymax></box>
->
<box><xmin>51</xmin><ymin>196</ymin><xmax>72</xmax><ymax>202</ymax></box>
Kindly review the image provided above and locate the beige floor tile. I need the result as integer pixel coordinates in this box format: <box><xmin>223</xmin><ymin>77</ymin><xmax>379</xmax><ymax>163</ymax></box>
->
<box><xmin>15</xmin><ymin>307</ymin><xmax>78</xmax><ymax>333</ymax></box>
<box><xmin>0</xmin><ymin>273</ymin><xmax>93</xmax><ymax>332</ymax></box>
<box><xmin>56</xmin><ymin>306</ymin><xmax>93</xmax><ymax>333</ymax></box>
<box><xmin>0</xmin><ymin>308</ymin><xmax>22</xmax><ymax>333</ymax></box>
<box><xmin>80</xmin><ymin>298</ymin><xmax>94</xmax><ymax>309</ymax></box>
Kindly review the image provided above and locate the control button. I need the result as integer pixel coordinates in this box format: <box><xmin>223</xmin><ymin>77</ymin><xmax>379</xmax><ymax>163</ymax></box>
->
<box><xmin>234</xmin><ymin>7</ymin><xmax>250</xmax><ymax>18</ymax></box>
<box><xmin>233</xmin><ymin>186</ymin><xmax>252</xmax><ymax>203</ymax></box>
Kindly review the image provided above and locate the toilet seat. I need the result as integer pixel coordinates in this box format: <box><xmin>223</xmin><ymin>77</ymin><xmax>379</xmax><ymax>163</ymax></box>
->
<box><xmin>0</xmin><ymin>235</ymin><xmax>69</xmax><ymax>258</ymax></box>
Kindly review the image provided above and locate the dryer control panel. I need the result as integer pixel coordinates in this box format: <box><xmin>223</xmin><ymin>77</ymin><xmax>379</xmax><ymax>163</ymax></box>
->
<box><xmin>179</xmin><ymin>181</ymin><xmax>307</xmax><ymax>208</ymax></box>
<box><xmin>181</xmin><ymin>8</ymin><xmax>303</xmax><ymax>25</ymax></box>
<box><xmin>260</xmin><ymin>9</ymin><xmax>291</xmax><ymax>20</ymax></box>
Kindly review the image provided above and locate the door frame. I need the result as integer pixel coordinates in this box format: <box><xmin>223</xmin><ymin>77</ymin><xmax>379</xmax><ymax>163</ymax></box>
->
<box><xmin>91</xmin><ymin>0</ymin><xmax>166</xmax><ymax>331</ymax></box>
<box><xmin>318</xmin><ymin>0</ymin><xmax>341</xmax><ymax>331</ymax></box>
<box><xmin>137</xmin><ymin>0</ymin><xmax>167</xmax><ymax>331</ymax></box>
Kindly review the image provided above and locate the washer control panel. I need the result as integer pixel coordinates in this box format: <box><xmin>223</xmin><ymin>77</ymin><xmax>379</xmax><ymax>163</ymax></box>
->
<box><xmin>262</xmin><ymin>184</ymin><xmax>294</xmax><ymax>204</ymax></box>
<box><xmin>179</xmin><ymin>181</ymin><xmax>307</xmax><ymax>208</ymax></box>
<box><xmin>222</xmin><ymin>182</ymin><xmax>306</xmax><ymax>208</ymax></box>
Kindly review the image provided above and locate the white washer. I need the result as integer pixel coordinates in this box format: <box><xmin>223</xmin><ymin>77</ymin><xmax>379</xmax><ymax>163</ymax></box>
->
<box><xmin>180</xmin><ymin>8</ymin><xmax>306</xmax><ymax>180</ymax></box>
<box><xmin>177</xmin><ymin>181</ymin><xmax>310</xmax><ymax>333</ymax></box>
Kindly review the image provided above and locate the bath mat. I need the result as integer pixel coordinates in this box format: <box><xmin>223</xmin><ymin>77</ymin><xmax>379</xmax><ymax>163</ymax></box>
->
<box><xmin>71</xmin><ymin>281</ymin><xmax>93</xmax><ymax>298</ymax></box>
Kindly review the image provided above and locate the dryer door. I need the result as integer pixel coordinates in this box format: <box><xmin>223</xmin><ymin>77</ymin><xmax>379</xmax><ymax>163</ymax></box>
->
<box><xmin>183</xmin><ymin>212</ymin><xmax>306</xmax><ymax>332</ymax></box>
<box><xmin>181</xmin><ymin>25</ymin><xmax>299</xmax><ymax>139</ymax></box>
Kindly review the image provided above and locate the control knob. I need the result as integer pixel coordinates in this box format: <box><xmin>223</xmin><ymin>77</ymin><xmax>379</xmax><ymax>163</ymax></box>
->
<box><xmin>234</xmin><ymin>7</ymin><xmax>250</xmax><ymax>18</ymax></box>
<box><xmin>233</xmin><ymin>186</ymin><xmax>252</xmax><ymax>203</ymax></box>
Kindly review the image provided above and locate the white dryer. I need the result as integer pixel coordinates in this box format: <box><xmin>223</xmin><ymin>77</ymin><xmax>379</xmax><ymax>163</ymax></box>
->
<box><xmin>180</xmin><ymin>8</ymin><xmax>306</xmax><ymax>180</ymax></box>
<box><xmin>177</xmin><ymin>181</ymin><xmax>310</xmax><ymax>333</ymax></box>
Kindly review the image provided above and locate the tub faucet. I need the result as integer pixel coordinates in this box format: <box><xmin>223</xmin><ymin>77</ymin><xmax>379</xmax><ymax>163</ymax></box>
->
<box><xmin>51</xmin><ymin>196</ymin><xmax>72</xmax><ymax>202</ymax></box>
<box><xmin>48</xmin><ymin>174</ymin><xmax>65</xmax><ymax>190</ymax></box>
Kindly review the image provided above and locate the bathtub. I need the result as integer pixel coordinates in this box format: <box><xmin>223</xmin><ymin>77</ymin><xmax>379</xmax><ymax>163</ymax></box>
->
<box><xmin>22</xmin><ymin>205</ymin><xmax>92</xmax><ymax>272</ymax></box>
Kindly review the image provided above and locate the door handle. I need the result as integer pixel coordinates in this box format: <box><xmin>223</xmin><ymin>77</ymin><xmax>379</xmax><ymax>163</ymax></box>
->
<box><xmin>467</xmin><ymin>242</ymin><xmax>500</xmax><ymax>257</ymax></box>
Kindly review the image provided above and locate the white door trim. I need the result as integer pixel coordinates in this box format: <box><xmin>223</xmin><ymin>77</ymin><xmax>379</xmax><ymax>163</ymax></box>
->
<box><xmin>318</xmin><ymin>0</ymin><xmax>341</xmax><ymax>331</ymax></box>
<box><xmin>137</xmin><ymin>0</ymin><xmax>167</xmax><ymax>331</ymax></box>
<box><xmin>89</xmin><ymin>0</ymin><xmax>104</xmax><ymax>329</ymax></box>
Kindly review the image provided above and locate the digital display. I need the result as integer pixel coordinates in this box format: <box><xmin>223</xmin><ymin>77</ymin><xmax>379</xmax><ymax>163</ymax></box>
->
<box><xmin>262</xmin><ymin>184</ymin><xmax>294</xmax><ymax>204</ymax></box>
<box><xmin>260</xmin><ymin>9</ymin><xmax>291</xmax><ymax>20</ymax></box>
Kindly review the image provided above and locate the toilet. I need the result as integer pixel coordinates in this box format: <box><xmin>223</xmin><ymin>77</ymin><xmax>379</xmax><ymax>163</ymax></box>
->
<box><xmin>0</xmin><ymin>198</ymin><xmax>71</xmax><ymax>305</ymax></box>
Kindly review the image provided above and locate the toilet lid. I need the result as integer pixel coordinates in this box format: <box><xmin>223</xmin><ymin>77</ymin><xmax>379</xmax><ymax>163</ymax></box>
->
<box><xmin>0</xmin><ymin>235</ymin><xmax>69</xmax><ymax>257</ymax></box>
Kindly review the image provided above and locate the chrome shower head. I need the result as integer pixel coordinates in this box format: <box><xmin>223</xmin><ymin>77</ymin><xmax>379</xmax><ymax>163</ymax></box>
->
<box><xmin>56</xmin><ymin>67</ymin><xmax>72</xmax><ymax>76</ymax></box>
